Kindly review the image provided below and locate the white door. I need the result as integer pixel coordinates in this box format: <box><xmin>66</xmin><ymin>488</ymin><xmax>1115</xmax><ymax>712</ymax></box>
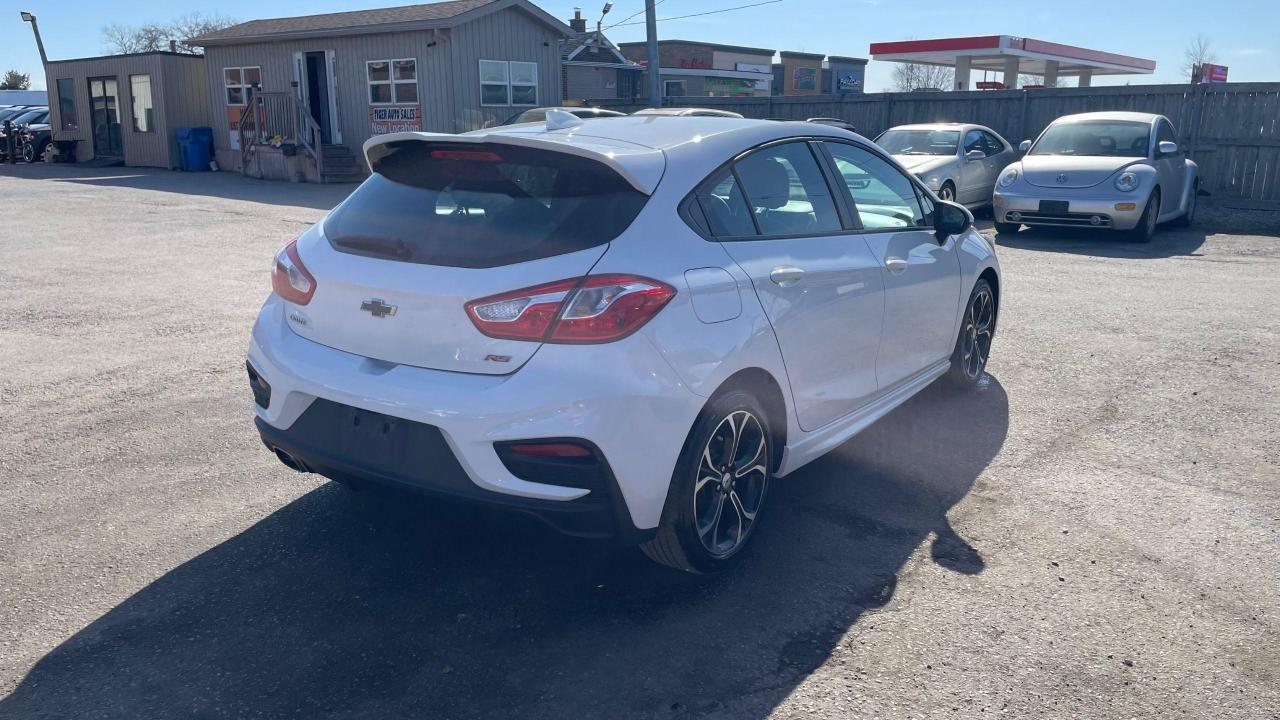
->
<box><xmin>325</xmin><ymin>50</ymin><xmax>342</xmax><ymax>144</ymax></box>
<box><xmin>699</xmin><ymin>142</ymin><xmax>886</xmax><ymax>431</ymax></box>
<box><xmin>822</xmin><ymin>141</ymin><xmax>962</xmax><ymax>389</ymax></box>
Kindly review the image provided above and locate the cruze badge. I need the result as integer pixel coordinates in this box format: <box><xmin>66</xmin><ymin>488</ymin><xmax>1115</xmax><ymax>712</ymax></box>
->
<box><xmin>360</xmin><ymin>298</ymin><xmax>398</xmax><ymax>318</ymax></box>
<box><xmin>1056</xmin><ymin>173</ymin><xmax>1069</xmax><ymax>184</ymax></box>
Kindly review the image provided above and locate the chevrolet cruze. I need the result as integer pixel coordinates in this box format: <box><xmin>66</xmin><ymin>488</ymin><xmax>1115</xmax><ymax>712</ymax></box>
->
<box><xmin>247</xmin><ymin>113</ymin><xmax>1001</xmax><ymax>573</ymax></box>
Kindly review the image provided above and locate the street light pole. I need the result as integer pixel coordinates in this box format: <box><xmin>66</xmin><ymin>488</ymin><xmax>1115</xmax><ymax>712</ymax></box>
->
<box><xmin>645</xmin><ymin>0</ymin><xmax>660</xmax><ymax>106</ymax></box>
<box><xmin>20</xmin><ymin>12</ymin><xmax>48</xmax><ymax>66</ymax></box>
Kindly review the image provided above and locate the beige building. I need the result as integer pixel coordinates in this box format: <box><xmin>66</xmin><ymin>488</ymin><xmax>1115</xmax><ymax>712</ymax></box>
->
<box><xmin>189</xmin><ymin>0</ymin><xmax>571</xmax><ymax>182</ymax></box>
<box><xmin>43</xmin><ymin>51</ymin><xmax>209</xmax><ymax>168</ymax></box>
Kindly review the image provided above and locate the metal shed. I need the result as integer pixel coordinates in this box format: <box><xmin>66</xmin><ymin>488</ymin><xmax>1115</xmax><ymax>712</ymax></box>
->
<box><xmin>189</xmin><ymin>0</ymin><xmax>572</xmax><ymax>183</ymax></box>
<box><xmin>42</xmin><ymin>52</ymin><xmax>210</xmax><ymax>168</ymax></box>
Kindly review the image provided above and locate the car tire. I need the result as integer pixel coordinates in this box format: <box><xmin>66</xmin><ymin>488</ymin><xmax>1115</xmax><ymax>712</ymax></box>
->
<box><xmin>993</xmin><ymin>221</ymin><xmax>1020</xmax><ymax>235</ymax></box>
<box><xmin>1128</xmin><ymin>189</ymin><xmax>1160</xmax><ymax>243</ymax></box>
<box><xmin>1172</xmin><ymin>182</ymin><xmax>1197</xmax><ymax>227</ymax></box>
<box><xmin>938</xmin><ymin>181</ymin><xmax>957</xmax><ymax>203</ymax></box>
<box><xmin>640</xmin><ymin>389</ymin><xmax>773</xmax><ymax>574</ymax></box>
<box><xmin>945</xmin><ymin>278</ymin><xmax>996</xmax><ymax>388</ymax></box>
<box><xmin>21</xmin><ymin>143</ymin><xmax>37</xmax><ymax>164</ymax></box>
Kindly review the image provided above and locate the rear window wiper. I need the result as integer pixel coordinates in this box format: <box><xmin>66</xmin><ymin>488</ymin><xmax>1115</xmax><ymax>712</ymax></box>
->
<box><xmin>331</xmin><ymin>235</ymin><xmax>413</xmax><ymax>260</ymax></box>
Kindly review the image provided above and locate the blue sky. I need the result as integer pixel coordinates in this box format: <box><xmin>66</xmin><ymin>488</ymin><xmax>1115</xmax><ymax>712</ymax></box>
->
<box><xmin>2</xmin><ymin>0</ymin><xmax>1276</xmax><ymax>90</ymax></box>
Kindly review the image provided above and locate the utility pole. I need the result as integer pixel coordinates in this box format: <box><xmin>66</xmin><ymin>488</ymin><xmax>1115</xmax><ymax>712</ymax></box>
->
<box><xmin>645</xmin><ymin>0</ymin><xmax>660</xmax><ymax>106</ymax></box>
<box><xmin>20</xmin><ymin>12</ymin><xmax>48</xmax><ymax>66</ymax></box>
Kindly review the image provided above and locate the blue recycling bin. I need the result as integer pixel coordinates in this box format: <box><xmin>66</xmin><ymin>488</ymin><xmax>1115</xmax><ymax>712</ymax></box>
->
<box><xmin>176</xmin><ymin>126</ymin><xmax>214</xmax><ymax>172</ymax></box>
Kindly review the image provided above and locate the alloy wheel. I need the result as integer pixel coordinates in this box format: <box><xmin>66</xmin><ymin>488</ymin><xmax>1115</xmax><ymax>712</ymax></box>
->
<box><xmin>960</xmin><ymin>285</ymin><xmax>995</xmax><ymax>381</ymax></box>
<box><xmin>693</xmin><ymin>410</ymin><xmax>768</xmax><ymax>558</ymax></box>
<box><xmin>939</xmin><ymin>184</ymin><xmax>955</xmax><ymax>202</ymax></box>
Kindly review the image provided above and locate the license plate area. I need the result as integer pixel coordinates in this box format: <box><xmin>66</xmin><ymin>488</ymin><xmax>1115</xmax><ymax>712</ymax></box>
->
<box><xmin>338</xmin><ymin>406</ymin><xmax>410</xmax><ymax>464</ymax></box>
<box><xmin>1039</xmin><ymin>200</ymin><xmax>1070</xmax><ymax>214</ymax></box>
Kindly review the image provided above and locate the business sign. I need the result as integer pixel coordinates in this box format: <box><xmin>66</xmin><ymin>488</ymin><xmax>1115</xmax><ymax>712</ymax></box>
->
<box><xmin>835</xmin><ymin>68</ymin><xmax>864</xmax><ymax>94</ymax></box>
<box><xmin>369</xmin><ymin>104</ymin><xmax>422</xmax><ymax>134</ymax></box>
<box><xmin>707</xmin><ymin>77</ymin><xmax>758</xmax><ymax>97</ymax></box>
<box><xmin>736</xmin><ymin>62</ymin><xmax>771</xmax><ymax>74</ymax></box>
<box><xmin>792</xmin><ymin>66</ymin><xmax>817</xmax><ymax>91</ymax></box>
<box><xmin>1195</xmin><ymin>63</ymin><xmax>1229</xmax><ymax>83</ymax></box>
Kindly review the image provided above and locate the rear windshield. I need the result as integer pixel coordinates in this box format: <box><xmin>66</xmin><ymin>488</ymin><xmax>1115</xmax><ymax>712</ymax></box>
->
<box><xmin>876</xmin><ymin>129</ymin><xmax>959</xmax><ymax>156</ymax></box>
<box><xmin>324</xmin><ymin>141</ymin><xmax>648</xmax><ymax>268</ymax></box>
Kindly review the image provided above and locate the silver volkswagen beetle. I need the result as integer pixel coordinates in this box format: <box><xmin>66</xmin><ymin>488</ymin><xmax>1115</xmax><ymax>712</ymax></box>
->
<box><xmin>993</xmin><ymin>111</ymin><xmax>1199</xmax><ymax>242</ymax></box>
<box><xmin>875</xmin><ymin>123</ymin><xmax>1017</xmax><ymax>209</ymax></box>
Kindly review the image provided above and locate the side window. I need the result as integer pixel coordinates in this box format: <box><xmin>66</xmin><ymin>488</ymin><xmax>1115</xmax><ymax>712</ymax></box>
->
<box><xmin>963</xmin><ymin>129</ymin><xmax>984</xmax><ymax>155</ymax></box>
<box><xmin>824</xmin><ymin>142</ymin><xmax>927</xmax><ymax>230</ymax></box>
<box><xmin>981</xmin><ymin>131</ymin><xmax>1004</xmax><ymax>156</ymax></box>
<box><xmin>734</xmin><ymin>142</ymin><xmax>842</xmax><ymax>237</ymax></box>
<box><xmin>694</xmin><ymin>168</ymin><xmax>757</xmax><ymax>238</ymax></box>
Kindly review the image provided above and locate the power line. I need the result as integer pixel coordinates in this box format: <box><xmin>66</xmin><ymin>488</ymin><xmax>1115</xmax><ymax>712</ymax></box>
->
<box><xmin>607</xmin><ymin>0</ymin><xmax>783</xmax><ymax>28</ymax></box>
<box><xmin>603</xmin><ymin>0</ymin><xmax>668</xmax><ymax>31</ymax></box>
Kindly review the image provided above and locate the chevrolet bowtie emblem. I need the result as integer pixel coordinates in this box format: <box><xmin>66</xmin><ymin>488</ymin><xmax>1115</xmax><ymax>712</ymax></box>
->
<box><xmin>360</xmin><ymin>298</ymin><xmax>397</xmax><ymax>318</ymax></box>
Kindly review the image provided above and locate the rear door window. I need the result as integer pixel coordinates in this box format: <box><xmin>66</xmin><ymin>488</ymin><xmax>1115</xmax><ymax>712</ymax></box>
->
<box><xmin>325</xmin><ymin>141</ymin><xmax>649</xmax><ymax>268</ymax></box>
<box><xmin>693</xmin><ymin>169</ymin><xmax>757</xmax><ymax>238</ymax></box>
<box><xmin>733</xmin><ymin>142</ymin><xmax>842</xmax><ymax>237</ymax></box>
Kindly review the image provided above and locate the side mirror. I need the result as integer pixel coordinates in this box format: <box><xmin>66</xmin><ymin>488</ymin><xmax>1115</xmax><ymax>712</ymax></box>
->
<box><xmin>934</xmin><ymin>200</ymin><xmax>973</xmax><ymax>240</ymax></box>
<box><xmin>1158</xmin><ymin>140</ymin><xmax>1179</xmax><ymax>156</ymax></box>
<box><xmin>965</xmin><ymin>149</ymin><xmax>985</xmax><ymax>161</ymax></box>
<box><xmin>1018</xmin><ymin>140</ymin><xmax>1032</xmax><ymax>152</ymax></box>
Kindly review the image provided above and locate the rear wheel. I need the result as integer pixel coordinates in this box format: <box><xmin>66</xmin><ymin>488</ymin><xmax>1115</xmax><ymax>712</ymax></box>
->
<box><xmin>946</xmin><ymin>278</ymin><xmax>996</xmax><ymax>387</ymax></box>
<box><xmin>641</xmin><ymin>390</ymin><xmax>772</xmax><ymax>573</ymax></box>
<box><xmin>1128</xmin><ymin>189</ymin><xmax>1160</xmax><ymax>243</ymax></box>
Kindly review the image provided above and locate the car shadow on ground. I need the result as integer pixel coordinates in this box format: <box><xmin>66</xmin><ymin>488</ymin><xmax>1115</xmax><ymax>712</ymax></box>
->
<box><xmin>0</xmin><ymin>163</ymin><xmax>354</xmax><ymax>212</ymax></box>
<box><xmin>0</xmin><ymin>378</ymin><xmax>1007</xmax><ymax>720</ymax></box>
<box><xmin>994</xmin><ymin>224</ymin><xmax>1210</xmax><ymax>258</ymax></box>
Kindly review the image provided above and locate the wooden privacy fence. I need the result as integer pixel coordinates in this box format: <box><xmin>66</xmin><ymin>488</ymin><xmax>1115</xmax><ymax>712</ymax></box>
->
<box><xmin>599</xmin><ymin>82</ymin><xmax>1280</xmax><ymax>208</ymax></box>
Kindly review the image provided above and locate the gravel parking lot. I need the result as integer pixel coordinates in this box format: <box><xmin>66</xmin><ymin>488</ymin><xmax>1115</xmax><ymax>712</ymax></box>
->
<box><xmin>1</xmin><ymin>164</ymin><xmax>1277</xmax><ymax>719</ymax></box>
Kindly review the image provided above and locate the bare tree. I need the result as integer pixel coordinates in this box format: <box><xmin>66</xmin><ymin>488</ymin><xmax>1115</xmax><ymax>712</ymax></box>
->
<box><xmin>1019</xmin><ymin>73</ymin><xmax>1064</xmax><ymax>88</ymax></box>
<box><xmin>891</xmin><ymin>63</ymin><xmax>954</xmax><ymax>92</ymax></box>
<box><xmin>1182</xmin><ymin>34</ymin><xmax>1216</xmax><ymax>79</ymax></box>
<box><xmin>102</xmin><ymin>12</ymin><xmax>236</xmax><ymax>55</ymax></box>
<box><xmin>1</xmin><ymin>70</ymin><xmax>31</xmax><ymax>90</ymax></box>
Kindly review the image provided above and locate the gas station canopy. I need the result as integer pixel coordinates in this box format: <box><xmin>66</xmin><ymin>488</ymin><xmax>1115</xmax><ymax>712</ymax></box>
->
<box><xmin>869</xmin><ymin>35</ymin><xmax>1156</xmax><ymax>90</ymax></box>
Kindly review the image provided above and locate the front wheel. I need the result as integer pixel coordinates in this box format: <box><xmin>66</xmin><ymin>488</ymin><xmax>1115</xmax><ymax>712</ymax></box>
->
<box><xmin>641</xmin><ymin>390</ymin><xmax>773</xmax><ymax>573</ymax></box>
<box><xmin>1128</xmin><ymin>189</ymin><xmax>1160</xmax><ymax>243</ymax></box>
<box><xmin>946</xmin><ymin>279</ymin><xmax>996</xmax><ymax>387</ymax></box>
<box><xmin>938</xmin><ymin>181</ymin><xmax>957</xmax><ymax>203</ymax></box>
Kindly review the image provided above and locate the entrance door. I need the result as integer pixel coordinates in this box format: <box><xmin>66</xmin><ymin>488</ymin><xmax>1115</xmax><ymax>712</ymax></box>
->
<box><xmin>88</xmin><ymin>77</ymin><xmax>123</xmax><ymax>157</ymax></box>
<box><xmin>304</xmin><ymin>52</ymin><xmax>333</xmax><ymax>144</ymax></box>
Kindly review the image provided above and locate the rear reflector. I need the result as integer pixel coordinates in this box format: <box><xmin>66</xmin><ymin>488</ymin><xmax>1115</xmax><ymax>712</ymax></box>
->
<box><xmin>430</xmin><ymin>149</ymin><xmax>504</xmax><ymax>162</ymax></box>
<box><xmin>507</xmin><ymin>442</ymin><xmax>594</xmax><ymax>458</ymax></box>
<box><xmin>465</xmin><ymin>274</ymin><xmax>675</xmax><ymax>344</ymax></box>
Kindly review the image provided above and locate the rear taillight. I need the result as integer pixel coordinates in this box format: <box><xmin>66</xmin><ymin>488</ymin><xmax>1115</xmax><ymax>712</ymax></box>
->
<box><xmin>271</xmin><ymin>239</ymin><xmax>316</xmax><ymax>305</ymax></box>
<box><xmin>465</xmin><ymin>274</ymin><xmax>675</xmax><ymax>344</ymax></box>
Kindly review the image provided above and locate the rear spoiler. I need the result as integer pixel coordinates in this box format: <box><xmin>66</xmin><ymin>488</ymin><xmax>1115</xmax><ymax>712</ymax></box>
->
<box><xmin>363</xmin><ymin>131</ymin><xmax>666</xmax><ymax>195</ymax></box>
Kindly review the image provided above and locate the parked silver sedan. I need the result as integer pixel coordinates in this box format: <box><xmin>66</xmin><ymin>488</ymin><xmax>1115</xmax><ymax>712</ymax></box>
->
<box><xmin>993</xmin><ymin>111</ymin><xmax>1199</xmax><ymax>242</ymax></box>
<box><xmin>875</xmin><ymin>123</ymin><xmax>1016</xmax><ymax>208</ymax></box>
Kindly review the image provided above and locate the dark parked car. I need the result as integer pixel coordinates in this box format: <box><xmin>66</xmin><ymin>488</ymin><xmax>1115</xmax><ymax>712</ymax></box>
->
<box><xmin>504</xmin><ymin>106</ymin><xmax>626</xmax><ymax>125</ymax></box>
<box><xmin>1</xmin><ymin>108</ymin><xmax>49</xmax><ymax>161</ymax></box>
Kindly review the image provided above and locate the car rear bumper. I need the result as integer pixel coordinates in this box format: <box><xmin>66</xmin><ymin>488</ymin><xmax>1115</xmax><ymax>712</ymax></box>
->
<box><xmin>247</xmin><ymin>296</ymin><xmax>703</xmax><ymax>535</ymax></box>
<box><xmin>993</xmin><ymin>189</ymin><xmax>1148</xmax><ymax>230</ymax></box>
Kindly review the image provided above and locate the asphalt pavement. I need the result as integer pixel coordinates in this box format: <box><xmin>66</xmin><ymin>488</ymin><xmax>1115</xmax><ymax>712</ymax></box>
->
<box><xmin>0</xmin><ymin>164</ymin><xmax>1277</xmax><ymax>719</ymax></box>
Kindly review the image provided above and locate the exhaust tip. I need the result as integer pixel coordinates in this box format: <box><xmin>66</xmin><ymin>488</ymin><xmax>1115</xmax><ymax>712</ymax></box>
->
<box><xmin>273</xmin><ymin>448</ymin><xmax>309</xmax><ymax>474</ymax></box>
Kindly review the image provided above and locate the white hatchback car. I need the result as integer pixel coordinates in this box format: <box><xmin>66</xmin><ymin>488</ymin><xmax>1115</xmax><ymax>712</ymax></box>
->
<box><xmin>248</xmin><ymin>114</ymin><xmax>1001</xmax><ymax>573</ymax></box>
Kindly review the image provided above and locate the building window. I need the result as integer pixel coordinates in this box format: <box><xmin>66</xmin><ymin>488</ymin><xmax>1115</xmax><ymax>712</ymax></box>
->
<box><xmin>664</xmin><ymin>80</ymin><xmax>686</xmax><ymax>98</ymax></box>
<box><xmin>479</xmin><ymin>60</ymin><xmax>538</xmax><ymax>106</ymax></box>
<box><xmin>56</xmin><ymin>78</ymin><xmax>78</xmax><ymax>131</ymax></box>
<box><xmin>129</xmin><ymin>75</ymin><xmax>154</xmax><ymax>133</ymax></box>
<box><xmin>224</xmin><ymin>66</ymin><xmax>261</xmax><ymax>105</ymax></box>
<box><xmin>368</xmin><ymin>59</ymin><xmax>417</xmax><ymax>105</ymax></box>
